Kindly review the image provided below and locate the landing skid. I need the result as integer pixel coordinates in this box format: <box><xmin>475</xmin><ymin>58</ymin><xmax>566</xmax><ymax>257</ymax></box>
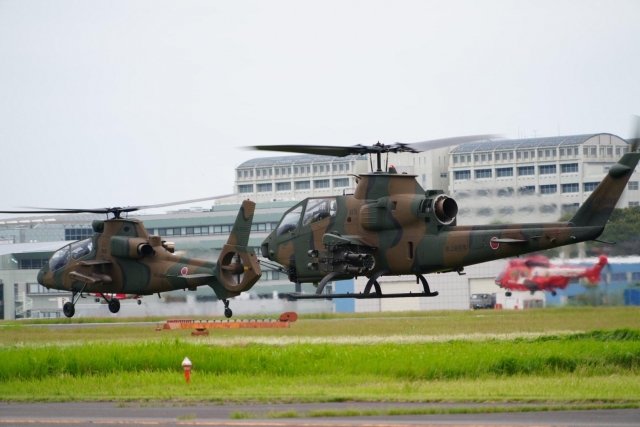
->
<box><xmin>288</xmin><ymin>291</ymin><xmax>440</xmax><ymax>299</ymax></box>
<box><xmin>289</xmin><ymin>273</ymin><xmax>439</xmax><ymax>300</ymax></box>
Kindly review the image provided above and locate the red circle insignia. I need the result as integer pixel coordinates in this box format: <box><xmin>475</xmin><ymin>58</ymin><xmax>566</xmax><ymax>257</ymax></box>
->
<box><xmin>490</xmin><ymin>237</ymin><xmax>499</xmax><ymax>250</ymax></box>
<box><xmin>180</xmin><ymin>267</ymin><xmax>188</xmax><ymax>275</ymax></box>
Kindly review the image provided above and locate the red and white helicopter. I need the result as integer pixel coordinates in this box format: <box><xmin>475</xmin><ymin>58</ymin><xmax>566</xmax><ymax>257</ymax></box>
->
<box><xmin>495</xmin><ymin>255</ymin><xmax>608</xmax><ymax>297</ymax></box>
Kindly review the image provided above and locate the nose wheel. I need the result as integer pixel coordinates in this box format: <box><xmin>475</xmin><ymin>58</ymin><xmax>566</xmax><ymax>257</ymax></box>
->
<box><xmin>223</xmin><ymin>299</ymin><xmax>233</xmax><ymax>319</ymax></box>
<box><xmin>62</xmin><ymin>283</ymin><xmax>88</xmax><ymax>318</ymax></box>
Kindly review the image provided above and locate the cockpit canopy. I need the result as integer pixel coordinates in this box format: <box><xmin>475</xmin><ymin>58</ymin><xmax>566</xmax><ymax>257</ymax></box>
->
<box><xmin>49</xmin><ymin>238</ymin><xmax>93</xmax><ymax>271</ymax></box>
<box><xmin>276</xmin><ymin>198</ymin><xmax>337</xmax><ymax>236</ymax></box>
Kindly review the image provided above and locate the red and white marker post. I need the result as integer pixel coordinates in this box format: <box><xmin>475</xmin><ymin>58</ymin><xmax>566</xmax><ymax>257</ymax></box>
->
<box><xmin>181</xmin><ymin>357</ymin><xmax>192</xmax><ymax>383</ymax></box>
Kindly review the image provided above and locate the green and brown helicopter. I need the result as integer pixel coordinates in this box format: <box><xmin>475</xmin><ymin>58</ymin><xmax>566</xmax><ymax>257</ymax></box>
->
<box><xmin>0</xmin><ymin>197</ymin><xmax>261</xmax><ymax>318</ymax></box>
<box><xmin>252</xmin><ymin>130</ymin><xmax>640</xmax><ymax>300</ymax></box>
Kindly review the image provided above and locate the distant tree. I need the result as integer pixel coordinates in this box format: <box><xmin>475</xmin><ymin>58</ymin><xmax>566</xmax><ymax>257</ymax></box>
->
<box><xmin>586</xmin><ymin>207</ymin><xmax>640</xmax><ymax>256</ymax></box>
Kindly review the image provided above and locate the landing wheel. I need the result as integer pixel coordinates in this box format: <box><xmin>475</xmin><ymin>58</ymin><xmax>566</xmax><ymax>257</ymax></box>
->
<box><xmin>223</xmin><ymin>299</ymin><xmax>232</xmax><ymax>319</ymax></box>
<box><xmin>505</xmin><ymin>291</ymin><xmax>512</xmax><ymax>297</ymax></box>
<box><xmin>63</xmin><ymin>302</ymin><xmax>75</xmax><ymax>318</ymax></box>
<box><xmin>551</xmin><ymin>291</ymin><xmax>557</xmax><ymax>297</ymax></box>
<box><xmin>137</xmin><ymin>299</ymin><xmax>142</xmax><ymax>305</ymax></box>
<box><xmin>108</xmin><ymin>299</ymin><xmax>121</xmax><ymax>314</ymax></box>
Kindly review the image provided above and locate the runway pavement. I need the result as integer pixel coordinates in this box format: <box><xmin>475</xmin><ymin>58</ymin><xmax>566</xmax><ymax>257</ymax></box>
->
<box><xmin>0</xmin><ymin>401</ymin><xmax>638</xmax><ymax>427</ymax></box>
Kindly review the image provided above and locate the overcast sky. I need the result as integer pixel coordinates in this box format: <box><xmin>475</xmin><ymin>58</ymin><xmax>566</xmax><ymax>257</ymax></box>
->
<box><xmin>1</xmin><ymin>0</ymin><xmax>639</xmax><ymax>216</ymax></box>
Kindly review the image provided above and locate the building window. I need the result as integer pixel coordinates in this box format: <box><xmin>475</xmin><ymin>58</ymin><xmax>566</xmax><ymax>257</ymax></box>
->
<box><xmin>294</xmin><ymin>167</ymin><xmax>298</xmax><ymax>175</ymax></box>
<box><xmin>530</xmin><ymin>150</ymin><xmax>535</xmax><ymax>159</ymax></box>
<box><xmin>65</xmin><ymin>228</ymin><xmax>93</xmax><ymax>241</ymax></box>
<box><xmin>453</xmin><ymin>156</ymin><xmax>458</xmax><ymax>164</ymax></box>
<box><xmin>561</xmin><ymin>163</ymin><xmax>578</xmax><ymax>173</ymax></box>
<box><xmin>517</xmin><ymin>151</ymin><xmax>522</xmax><ymax>160</ymax></box>
<box><xmin>584</xmin><ymin>182</ymin><xmax>600</xmax><ymax>192</ymax></box>
<box><xmin>502</xmin><ymin>153</ymin><xmax>508</xmax><ymax>161</ymax></box>
<box><xmin>213</xmin><ymin>225</ymin><xmax>232</xmax><ymax>234</ymax></box>
<box><xmin>607</xmin><ymin>147</ymin><xmax>613</xmax><ymax>156</ymax></box>
<box><xmin>238</xmin><ymin>184</ymin><xmax>253</xmax><ymax>193</ymax></box>
<box><xmin>454</xmin><ymin>170</ymin><xmax>471</xmax><ymax>180</ymax></box>
<box><xmin>440</xmin><ymin>172</ymin><xmax>447</xmax><ymax>178</ymax></box>
<box><xmin>574</xmin><ymin>147</ymin><xmax>579</xmax><ymax>156</ymax></box>
<box><xmin>539</xmin><ymin>165</ymin><xmax>557</xmax><ymax>175</ymax></box>
<box><xmin>633</xmin><ymin>272</ymin><xmax>640</xmax><ymax>281</ymax></box>
<box><xmin>540</xmin><ymin>184</ymin><xmax>557</xmax><ymax>194</ymax></box>
<box><xmin>333</xmin><ymin>164</ymin><xmax>337</xmax><ymax>172</ymax></box>
<box><xmin>276</xmin><ymin>182</ymin><xmax>291</xmax><ymax>191</ymax></box>
<box><xmin>314</xmin><ymin>179</ymin><xmax>330</xmax><ymax>189</ymax></box>
<box><xmin>313</xmin><ymin>165</ymin><xmax>317</xmax><ymax>173</ymax></box>
<box><xmin>630</xmin><ymin>202</ymin><xmax>640</xmax><ymax>207</ymax></box>
<box><xmin>333</xmin><ymin>178</ymin><xmax>349</xmax><ymax>187</ymax></box>
<box><xmin>488</xmin><ymin>153</ymin><xmax>492</xmax><ymax>161</ymax></box>
<box><xmin>611</xmin><ymin>272</ymin><xmax>627</xmax><ymax>282</ymax></box>
<box><xmin>295</xmin><ymin>181</ymin><xmax>310</xmax><ymax>190</ymax></box>
<box><xmin>538</xmin><ymin>150</ymin><xmax>544</xmax><ymax>158</ymax></box>
<box><xmin>616</xmin><ymin>147</ymin><xmax>621</xmax><ymax>156</ymax></box>
<box><xmin>559</xmin><ymin>148</ymin><xmax>565</xmax><ymax>157</ymax></box>
<box><xmin>591</xmin><ymin>147</ymin><xmax>597</xmax><ymax>156</ymax></box>
<box><xmin>562</xmin><ymin>203</ymin><xmax>579</xmax><ymax>213</ymax></box>
<box><xmin>583</xmin><ymin>147</ymin><xmax>589</xmax><ymax>156</ymax></box>
<box><xmin>519</xmin><ymin>186</ymin><xmax>536</xmax><ymax>195</ymax></box>
<box><xmin>562</xmin><ymin>183</ymin><xmax>579</xmax><ymax>193</ymax></box>
<box><xmin>339</xmin><ymin>164</ymin><xmax>344</xmax><ymax>171</ymax></box>
<box><xmin>237</xmin><ymin>171</ymin><xmax>242</xmax><ymax>178</ymax></box>
<box><xmin>257</xmin><ymin>183</ymin><xmax>272</xmax><ymax>192</ymax></box>
<box><xmin>629</xmin><ymin>181</ymin><xmax>639</xmax><ymax>190</ymax></box>
<box><xmin>496</xmin><ymin>167</ymin><xmax>513</xmax><ymax>177</ymax></box>
<box><xmin>517</xmin><ymin>166</ymin><xmax>534</xmax><ymax>176</ymax></box>
<box><xmin>186</xmin><ymin>227</ymin><xmax>194</xmax><ymax>235</ymax></box>
<box><xmin>474</xmin><ymin>154</ymin><xmax>479</xmax><ymax>162</ymax></box>
<box><xmin>19</xmin><ymin>259</ymin><xmax>46</xmax><ymax>270</ymax></box>
<box><xmin>475</xmin><ymin>169</ymin><xmax>492</xmax><ymax>179</ymax></box>
<box><xmin>523</xmin><ymin>151</ymin><xmax>529</xmax><ymax>159</ymax></box>
<box><xmin>481</xmin><ymin>154</ymin><xmax>486</xmax><ymax>162</ymax></box>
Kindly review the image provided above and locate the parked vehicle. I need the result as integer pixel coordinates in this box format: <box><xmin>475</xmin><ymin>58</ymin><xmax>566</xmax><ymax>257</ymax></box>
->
<box><xmin>470</xmin><ymin>293</ymin><xmax>496</xmax><ymax>309</ymax></box>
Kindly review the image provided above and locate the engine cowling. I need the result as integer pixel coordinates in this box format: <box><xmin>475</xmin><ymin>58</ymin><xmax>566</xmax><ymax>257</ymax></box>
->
<box><xmin>110</xmin><ymin>236</ymin><xmax>155</xmax><ymax>259</ymax></box>
<box><xmin>433</xmin><ymin>194</ymin><xmax>458</xmax><ymax>225</ymax></box>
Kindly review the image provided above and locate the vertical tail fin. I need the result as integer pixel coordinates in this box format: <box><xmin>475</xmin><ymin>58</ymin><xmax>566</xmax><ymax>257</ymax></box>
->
<box><xmin>570</xmin><ymin>153</ymin><xmax>640</xmax><ymax>227</ymax></box>
<box><xmin>211</xmin><ymin>200</ymin><xmax>262</xmax><ymax>298</ymax></box>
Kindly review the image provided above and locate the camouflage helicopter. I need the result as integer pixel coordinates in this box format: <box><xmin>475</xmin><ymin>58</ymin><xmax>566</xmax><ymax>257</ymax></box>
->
<box><xmin>252</xmin><ymin>129</ymin><xmax>640</xmax><ymax>300</ymax></box>
<box><xmin>0</xmin><ymin>197</ymin><xmax>261</xmax><ymax>318</ymax></box>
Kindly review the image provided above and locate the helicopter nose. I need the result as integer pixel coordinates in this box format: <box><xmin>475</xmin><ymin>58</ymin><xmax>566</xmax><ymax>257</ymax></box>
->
<box><xmin>37</xmin><ymin>263</ymin><xmax>50</xmax><ymax>286</ymax></box>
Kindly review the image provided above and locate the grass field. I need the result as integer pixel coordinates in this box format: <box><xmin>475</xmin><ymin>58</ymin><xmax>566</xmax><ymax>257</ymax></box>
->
<box><xmin>1</xmin><ymin>307</ymin><xmax>639</xmax><ymax>404</ymax></box>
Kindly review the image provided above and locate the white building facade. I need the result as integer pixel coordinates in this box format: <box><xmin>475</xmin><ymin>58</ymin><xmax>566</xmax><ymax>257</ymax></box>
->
<box><xmin>448</xmin><ymin>133</ymin><xmax>639</xmax><ymax>224</ymax></box>
<box><xmin>233</xmin><ymin>154</ymin><xmax>370</xmax><ymax>203</ymax></box>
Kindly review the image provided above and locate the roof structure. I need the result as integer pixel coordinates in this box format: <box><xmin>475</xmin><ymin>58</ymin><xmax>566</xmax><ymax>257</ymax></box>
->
<box><xmin>450</xmin><ymin>134</ymin><xmax>624</xmax><ymax>154</ymax></box>
<box><xmin>238</xmin><ymin>154</ymin><xmax>367</xmax><ymax>168</ymax></box>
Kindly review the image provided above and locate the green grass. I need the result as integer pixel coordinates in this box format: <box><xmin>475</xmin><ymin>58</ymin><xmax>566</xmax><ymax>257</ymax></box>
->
<box><xmin>2</xmin><ymin>308</ymin><xmax>640</xmax><ymax>403</ymax></box>
<box><xmin>2</xmin><ymin>306</ymin><xmax>640</xmax><ymax>347</ymax></box>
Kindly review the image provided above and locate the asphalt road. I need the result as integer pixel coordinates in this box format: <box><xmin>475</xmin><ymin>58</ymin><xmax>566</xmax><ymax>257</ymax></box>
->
<box><xmin>0</xmin><ymin>402</ymin><xmax>638</xmax><ymax>427</ymax></box>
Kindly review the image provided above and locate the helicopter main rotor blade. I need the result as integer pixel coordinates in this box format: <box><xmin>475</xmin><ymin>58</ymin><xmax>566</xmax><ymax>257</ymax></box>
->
<box><xmin>247</xmin><ymin>144</ymin><xmax>369</xmax><ymax>157</ymax></box>
<box><xmin>247</xmin><ymin>134</ymin><xmax>502</xmax><ymax>157</ymax></box>
<box><xmin>0</xmin><ymin>194</ymin><xmax>237</xmax><ymax>217</ymax></box>
<box><xmin>630</xmin><ymin>115</ymin><xmax>640</xmax><ymax>152</ymax></box>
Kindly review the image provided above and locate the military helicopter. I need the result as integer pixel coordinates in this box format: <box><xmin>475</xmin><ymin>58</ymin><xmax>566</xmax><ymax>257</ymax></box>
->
<box><xmin>0</xmin><ymin>197</ymin><xmax>261</xmax><ymax>318</ymax></box>
<box><xmin>252</xmin><ymin>129</ymin><xmax>640</xmax><ymax>300</ymax></box>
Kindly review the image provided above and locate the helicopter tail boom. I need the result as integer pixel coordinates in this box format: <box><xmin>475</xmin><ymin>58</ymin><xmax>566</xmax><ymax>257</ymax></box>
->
<box><xmin>569</xmin><ymin>152</ymin><xmax>640</xmax><ymax>229</ymax></box>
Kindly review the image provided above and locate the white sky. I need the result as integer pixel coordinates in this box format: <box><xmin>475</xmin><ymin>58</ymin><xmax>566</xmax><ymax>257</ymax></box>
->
<box><xmin>1</xmin><ymin>0</ymin><xmax>639</xmax><ymax>215</ymax></box>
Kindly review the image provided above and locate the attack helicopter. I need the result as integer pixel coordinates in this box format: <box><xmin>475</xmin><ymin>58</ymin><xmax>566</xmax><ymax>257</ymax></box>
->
<box><xmin>0</xmin><ymin>197</ymin><xmax>261</xmax><ymax>318</ymax></box>
<box><xmin>251</xmin><ymin>130</ymin><xmax>640</xmax><ymax>300</ymax></box>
